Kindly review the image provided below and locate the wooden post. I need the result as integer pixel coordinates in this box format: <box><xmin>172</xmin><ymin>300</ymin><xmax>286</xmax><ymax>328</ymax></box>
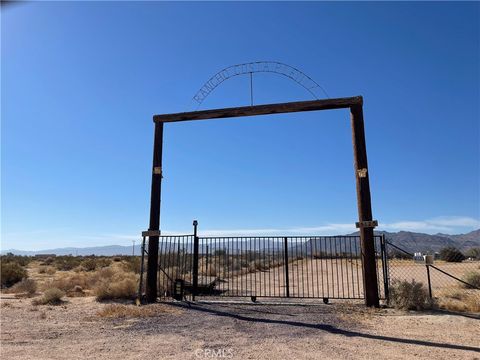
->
<box><xmin>146</xmin><ymin>121</ymin><xmax>164</xmax><ymax>303</ymax></box>
<box><xmin>350</xmin><ymin>104</ymin><xmax>380</xmax><ymax>307</ymax></box>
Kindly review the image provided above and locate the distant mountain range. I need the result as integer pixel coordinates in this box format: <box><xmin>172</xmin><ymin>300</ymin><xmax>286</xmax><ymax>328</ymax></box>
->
<box><xmin>379</xmin><ymin>229</ymin><xmax>480</xmax><ymax>253</ymax></box>
<box><xmin>1</xmin><ymin>229</ymin><xmax>479</xmax><ymax>256</ymax></box>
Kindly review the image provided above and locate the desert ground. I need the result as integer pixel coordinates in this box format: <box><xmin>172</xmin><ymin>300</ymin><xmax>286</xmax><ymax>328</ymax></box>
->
<box><xmin>1</xmin><ymin>296</ymin><xmax>479</xmax><ymax>360</ymax></box>
<box><xmin>1</xmin><ymin>257</ymin><xmax>479</xmax><ymax>359</ymax></box>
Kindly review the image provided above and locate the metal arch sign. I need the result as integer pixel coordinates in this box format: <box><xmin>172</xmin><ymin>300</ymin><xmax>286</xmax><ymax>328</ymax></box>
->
<box><xmin>193</xmin><ymin>61</ymin><xmax>329</xmax><ymax>108</ymax></box>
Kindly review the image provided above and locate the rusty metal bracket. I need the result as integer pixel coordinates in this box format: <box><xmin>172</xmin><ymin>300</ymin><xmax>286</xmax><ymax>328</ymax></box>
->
<box><xmin>355</xmin><ymin>220</ymin><xmax>378</xmax><ymax>229</ymax></box>
<box><xmin>142</xmin><ymin>230</ymin><xmax>161</xmax><ymax>237</ymax></box>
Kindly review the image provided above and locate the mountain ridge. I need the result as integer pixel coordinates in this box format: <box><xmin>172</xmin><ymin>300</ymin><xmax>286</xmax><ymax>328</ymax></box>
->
<box><xmin>2</xmin><ymin>229</ymin><xmax>479</xmax><ymax>256</ymax></box>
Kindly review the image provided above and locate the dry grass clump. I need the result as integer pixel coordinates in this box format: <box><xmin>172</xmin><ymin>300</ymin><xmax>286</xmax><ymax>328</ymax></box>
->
<box><xmin>46</xmin><ymin>272</ymin><xmax>90</xmax><ymax>292</ymax></box>
<box><xmin>33</xmin><ymin>288</ymin><xmax>65</xmax><ymax>305</ymax></box>
<box><xmin>94</xmin><ymin>270</ymin><xmax>138</xmax><ymax>301</ymax></box>
<box><xmin>38</xmin><ymin>266</ymin><xmax>56</xmax><ymax>275</ymax></box>
<box><xmin>11</xmin><ymin>278</ymin><xmax>37</xmax><ymax>296</ymax></box>
<box><xmin>461</xmin><ymin>271</ymin><xmax>480</xmax><ymax>289</ymax></box>
<box><xmin>97</xmin><ymin>304</ymin><xmax>156</xmax><ymax>318</ymax></box>
<box><xmin>437</xmin><ymin>289</ymin><xmax>480</xmax><ymax>313</ymax></box>
<box><xmin>97</xmin><ymin>303</ymin><xmax>182</xmax><ymax>318</ymax></box>
<box><xmin>390</xmin><ymin>279</ymin><xmax>433</xmax><ymax>310</ymax></box>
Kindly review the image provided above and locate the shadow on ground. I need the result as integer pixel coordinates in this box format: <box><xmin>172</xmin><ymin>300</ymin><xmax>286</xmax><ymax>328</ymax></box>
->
<box><xmin>163</xmin><ymin>301</ymin><xmax>480</xmax><ymax>354</ymax></box>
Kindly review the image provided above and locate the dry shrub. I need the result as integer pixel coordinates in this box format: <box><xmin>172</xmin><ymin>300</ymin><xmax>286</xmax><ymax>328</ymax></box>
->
<box><xmin>461</xmin><ymin>271</ymin><xmax>480</xmax><ymax>289</ymax></box>
<box><xmin>94</xmin><ymin>270</ymin><xmax>138</xmax><ymax>301</ymax></box>
<box><xmin>38</xmin><ymin>266</ymin><xmax>56</xmax><ymax>275</ymax></box>
<box><xmin>206</xmin><ymin>266</ymin><xmax>217</xmax><ymax>277</ymax></box>
<box><xmin>390</xmin><ymin>279</ymin><xmax>433</xmax><ymax>310</ymax></box>
<box><xmin>121</xmin><ymin>257</ymin><xmax>141</xmax><ymax>274</ymax></box>
<box><xmin>53</xmin><ymin>256</ymin><xmax>82</xmax><ymax>271</ymax></box>
<box><xmin>67</xmin><ymin>285</ymin><xmax>86</xmax><ymax>297</ymax></box>
<box><xmin>11</xmin><ymin>278</ymin><xmax>37</xmax><ymax>296</ymax></box>
<box><xmin>1</xmin><ymin>262</ymin><xmax>28</xmax><ymax>288</ymax></box>
<box><xmin>438</xmin><ymin>291</ymin><xmax>480</xmax><ymax>313</ymax></box>
<box><xmin>47</xmin><ymin>272</ymin><xmax>89</xmax><ymax>292</ymax></box>
<box><xmin>80</xmin><ymin>258</ymin><xmax>98</xmax><ymax>272</ymax></box>
<box><xmin>40</xmin><ymin>257</ymin><xmax>55</xmax><ymax>265</ymax></box>
<box><xmin>33</xmin><ymin>288</ymin><xmax>65</xmax><ymax>305</ymax></box>
<box><xmin>248</xmin><ymin>260</ymin><xmax>269</xmax><ymax>273</ymax></box>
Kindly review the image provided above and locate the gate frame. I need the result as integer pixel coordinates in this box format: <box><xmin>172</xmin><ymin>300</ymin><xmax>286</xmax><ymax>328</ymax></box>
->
<box><xmin>146</xmin><ymin>96</ymin><xmax>380</xmax><ymax>307</ymax></box>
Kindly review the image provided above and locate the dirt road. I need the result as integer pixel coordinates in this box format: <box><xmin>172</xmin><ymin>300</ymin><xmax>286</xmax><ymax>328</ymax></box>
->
<box><xmin>1</xmin><ymin>296</ymin><xmax>479</xmax><ymax>360</ymax></box>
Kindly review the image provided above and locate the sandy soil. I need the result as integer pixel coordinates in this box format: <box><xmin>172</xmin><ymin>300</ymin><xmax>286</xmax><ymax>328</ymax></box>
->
<box><xmin>1</xmin><ymin>296</ymin><xmax>479</xmax><ymax>360</ymax></box>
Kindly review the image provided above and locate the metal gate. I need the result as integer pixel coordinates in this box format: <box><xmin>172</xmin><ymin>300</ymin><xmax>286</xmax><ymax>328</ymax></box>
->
<box><xmin>152</xmin><ymin>232</ymin><xmax>388</xmax><ymax>301</ymax></box>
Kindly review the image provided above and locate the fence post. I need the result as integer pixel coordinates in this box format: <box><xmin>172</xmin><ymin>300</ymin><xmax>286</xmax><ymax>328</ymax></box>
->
<box><xmin>350</xmin><ymin>104</ymin><xmax>380</xmax><ymax>307</ymax></box>
<box><xmin>284</xmin><ymin>237</ymin><xmax>290</xmax><ymax>297</ymax></box>
<box><xmin>380</xmin><ymin>234</ymin><xmax>390</xmax><ymax>303</ymax></box>
<box><xmin>192</xmin><ymin>220</ymin><xmax>199</xmax><ymax>301</ymax></box>
<box><xmin>426</xmin><ymin>265</ymin><xmax>433</xmax><ymax>299</ymax></box>
<box><xmin>137</xmin><ymin>236</ymin><xmax>146</xmax><ymax>303</ymax></box>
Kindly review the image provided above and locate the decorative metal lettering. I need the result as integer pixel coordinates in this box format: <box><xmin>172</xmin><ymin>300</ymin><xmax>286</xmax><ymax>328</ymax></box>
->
<box><xmin>193</xmin><ymin>61</ymin><xmax>329</xmax><ymax>108</ymax></box>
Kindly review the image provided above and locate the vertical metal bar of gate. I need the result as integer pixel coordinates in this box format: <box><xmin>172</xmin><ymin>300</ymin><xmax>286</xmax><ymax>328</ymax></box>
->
<box><xmin>284</xmin><ymin>237</ymin><xmax>290</xmax><ymax>297</ymax></box>
<box><xmin>192</xmin><ymin>220</ymin><xmax>199</xmax><ymax>301</ymax></box>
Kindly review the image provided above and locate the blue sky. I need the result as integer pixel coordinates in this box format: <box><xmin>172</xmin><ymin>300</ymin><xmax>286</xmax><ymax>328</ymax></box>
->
<box><xmin>2</xmin><ymin>2</ymin><xmax>479</xmax><ymax>250</ymax></box>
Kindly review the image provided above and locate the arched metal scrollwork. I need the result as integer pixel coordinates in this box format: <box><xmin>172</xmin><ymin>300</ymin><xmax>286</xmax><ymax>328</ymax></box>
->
<box><xmin>193</xmin><ymin>61</ymin><xmax>329</xmax><ymax>108</ymax></box>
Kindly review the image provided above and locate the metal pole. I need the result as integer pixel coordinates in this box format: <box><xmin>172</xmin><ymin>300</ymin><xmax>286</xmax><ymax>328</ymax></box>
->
<box><xmin>426</xmin><ymin>265</ymin><xmax>433</xmax><ymax>299</ymax></box>
<box><xmin>192</xmin><ymin>220</ymin><xmax>199</xmax><ymax>301</ymax></box>
<box><xmin>250</xmin><ymin>72</ymin><xmax>253</xmax><ymax>106</ymax></box>
<box><xmin>138</xmin><ymin>236</ymin><xmax>146</xmax><ymax>302</ymax></box>
<box><xmin>350</xmin><ymin>104</ymin><xmax>380</xmax><ymax>307</ymax></box>
<box><xmin>146</xmin><ymin>121</ymin><xmax>164</xmax><ymax>303</ymax></box>
<box><xmin>284</xmin><ymin>237</ymin><xmax>290</xmax><ymax>297</ymax></box>
<box><xmin>206</xmin><ymin>245</ymin><xmax>209</xmax><ymax>272</ymax></box>
<box><xmin>380</xmin><ymin>234</ymin><xmax>390</xmax><ymax>303</ymax></box>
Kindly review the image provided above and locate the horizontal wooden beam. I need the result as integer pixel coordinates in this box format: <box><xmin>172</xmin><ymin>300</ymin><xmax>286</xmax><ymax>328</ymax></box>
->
<box><xmin>153</xmin><ymin>96</ymin><xmax>363</xmax><ymax>123</ymax></box>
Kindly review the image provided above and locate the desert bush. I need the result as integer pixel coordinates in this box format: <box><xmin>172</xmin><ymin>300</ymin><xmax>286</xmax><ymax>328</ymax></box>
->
<box><xmin>461</xmin><ymin>271</ymin><xmax>480</xmax><ymax>289</ymax></box>
<box><xmin>1</xmin><ymin>261</ymin><xmax>28</xmax><ymax>288</ymax></box>
<box><xmin>205</xmin><ymin>266</ymin><xmax>217</xmax><ymax>277</ymax></box>
<box><xmin>121</xmin><ymin>257</ymin><xmax>141</xmax><ymax>274</ymax></box>
<box><xmin>47</xmin><ymin>272</ymin><xmax>89</xmax><ymax>292</ymax></box>
<box><xmin>11</xmin><ymin>278</ymin><xmax>37</xmax><ymax>296</ymax></box>
<box><xmin>33</xmin><ymin>288</ymin><xmax>65</xmax><ymax>305</ymax></box>
<box><xmin>439</xmin><ymin>247</ymin><xmax>465</xmax><ymax>263</ymax></box>
<box><xmin>249</xmin><ymin>260</ymin><xmax>267</xmax><ymax>272</ymax></box>
<box><xmin>389</xmin><ymin>279</ymin><xmax>433</xmax><ymax>310</ymax></box>
<box><xmin>41</xmin><ymin>257</ymin><xmax>55</xmax><ymax>265</ymax></box>
<box><xmin>0</xmin><ymin>253</ymin><xmax>32</xmax><ymax>267</ymax></box>
<box><xmin>94</xmin><ymin>270</ymin><xmax>138</xmax><ymax>301</ymax></box>
<box><xmin>465</xmin><ymin>248</ymin><xmax>480</xmax><ymax>260</ymax></box>
<box><xmin>66</xmin><ymin>285</ymin><xmax>86</xmax><ymax>297</ymax></box>
<box><xmin>80</xmin><ymin>258</ymin><xmax>98</xmax><ymax>271</ymax></box>
<box><xmin>54</xmin><ymin>256</ymin><xmax>82</xmax><ymax>271</ymax></box>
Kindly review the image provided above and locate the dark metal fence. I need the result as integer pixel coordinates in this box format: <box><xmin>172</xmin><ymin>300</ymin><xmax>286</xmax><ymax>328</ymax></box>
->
<box><xmin>152</xmin><ymin>233</ymin><xmax>388</xmax><ymax>301</ymax></box>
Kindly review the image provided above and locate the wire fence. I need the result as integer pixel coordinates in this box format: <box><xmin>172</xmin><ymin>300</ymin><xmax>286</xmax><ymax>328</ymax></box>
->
<box><xmin>386</xmin><ymin>241</ymin><xmax>480</xmax><ymax>311</ymax></box>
